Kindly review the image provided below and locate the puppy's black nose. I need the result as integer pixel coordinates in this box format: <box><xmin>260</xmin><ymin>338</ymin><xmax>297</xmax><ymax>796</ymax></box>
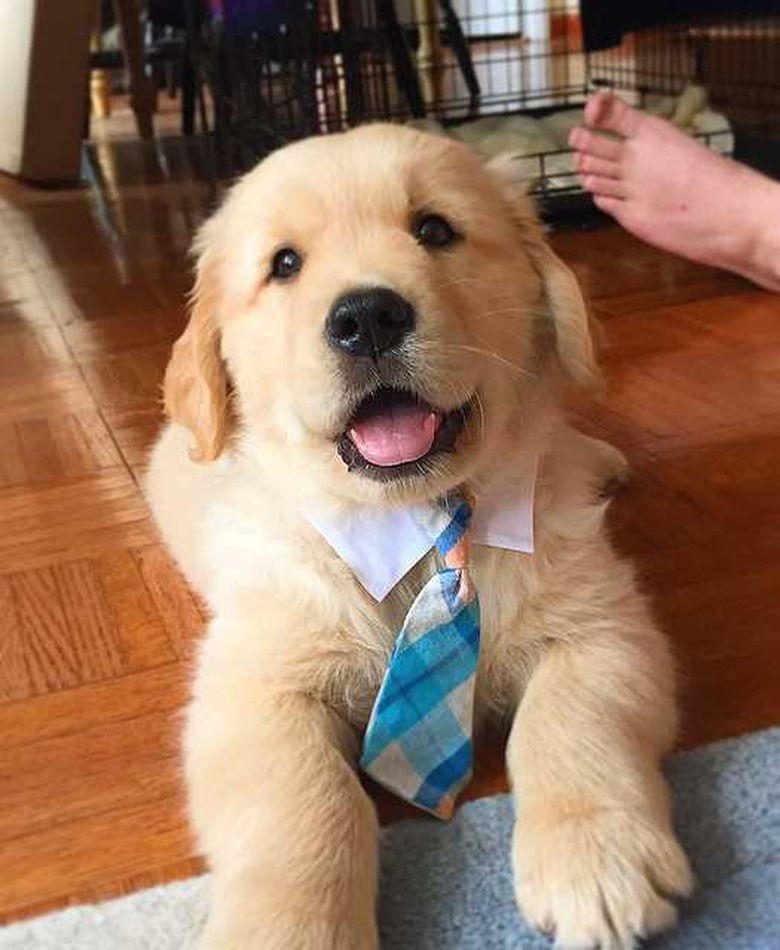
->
<box><xmin>326</xmin><ymin>288</ymin><xmax>415</xmax><ymax>358</ymax></box>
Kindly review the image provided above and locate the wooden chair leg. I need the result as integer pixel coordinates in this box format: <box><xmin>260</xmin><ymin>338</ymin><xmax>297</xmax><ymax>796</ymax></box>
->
<box><xmin>112</xmin><ymin>0</ymin><xmax>156</xmax><ymax>140</ymax></box>
<box><xmin>90</xmin><ymin>24</ymin><xmax>112</xmax><ymax>119</ymax></box>
<box><xmin>182</xmin><ymin>44</ymin><xmax>195</xmax><ymax>136</ymax></box>
<box><xmin>414</xmin><ymin>0</ymin><xmax>443</xmax><ymax>107</ymax></box>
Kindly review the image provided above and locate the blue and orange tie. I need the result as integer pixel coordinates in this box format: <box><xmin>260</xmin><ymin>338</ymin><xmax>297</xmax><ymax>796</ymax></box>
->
<box><xmin>360</xmin><ymin>495</ymin><xmax>480</xmax><ymax>819</ymax></box>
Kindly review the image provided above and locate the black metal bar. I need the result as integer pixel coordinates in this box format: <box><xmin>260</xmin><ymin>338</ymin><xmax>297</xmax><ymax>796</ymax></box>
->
<box><xmin>438</xmin><ymin>0</ymin><xmax>480</xmax><ymax>105</ymax></box>
<box><xmin>376</xmin><ymin>0</ymin><xmax>426</xmax><ymax>118</ymax></box>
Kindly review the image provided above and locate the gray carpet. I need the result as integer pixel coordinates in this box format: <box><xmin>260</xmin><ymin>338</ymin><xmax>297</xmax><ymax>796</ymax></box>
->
<box><xmin>2</xmin><ymin>728</ymin><xmax>778</xmax><ymax>949</ymax></box>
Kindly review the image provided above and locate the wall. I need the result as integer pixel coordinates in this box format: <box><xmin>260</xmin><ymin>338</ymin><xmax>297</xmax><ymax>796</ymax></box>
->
<box><xmin>0</xmin><ymin>1</ymin><xmax>36</xmax><ymax>174</ymax></box>
<box><xmin>0</xmin><ymin>0</ymin><xmax>93</xmax><ymax>181</ymax></box>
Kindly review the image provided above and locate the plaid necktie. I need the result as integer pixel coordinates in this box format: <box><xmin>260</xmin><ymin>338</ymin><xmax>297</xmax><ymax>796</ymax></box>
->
<box><xmin>360</xmin><ymin>494</ymin><xmax>480</xmax><ymax>820</ymax></box>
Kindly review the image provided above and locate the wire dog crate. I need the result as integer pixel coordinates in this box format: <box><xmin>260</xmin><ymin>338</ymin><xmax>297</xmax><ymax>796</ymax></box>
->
<box><xmin>192</xmin><ymin>1</ymin><xmax>780</xmax><ymax>207</ymax></box>
<box><xmin>588</xmin><ymin>16</ymin><xmax>780</xmax><ymax>156</ymax></box>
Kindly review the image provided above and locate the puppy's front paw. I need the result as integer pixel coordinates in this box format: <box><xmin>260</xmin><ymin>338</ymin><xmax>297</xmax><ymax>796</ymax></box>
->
<box><xmin>513</xmin><ymin>808</ymin><xmax>693</xmax><ymax>949</ymax></box>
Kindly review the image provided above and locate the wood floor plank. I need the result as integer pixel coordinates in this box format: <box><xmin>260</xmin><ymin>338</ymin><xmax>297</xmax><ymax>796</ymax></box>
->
<box><xmin>0</xmin><ymin>412</ymin><xmax>121</xmax><ymax>489</ymax></box>
<box><xmin>0</xmin><ymin>663</ymin><xmax>188</xmax><ymax>749</ymax></box>
<box><xmin>54</xmin><ymin>411</ymin><xmax>123</xmax><ymax>476</ymax></box>
<box><xmin>0</xmin><ymin>471</ymin><xmax>156</xmax><ymax>575</ymax></box>
<box><xmin>6</xmin><ymin>561</ymin><xmax>124</xmax><ymax>697</ymax></box>
<box><xmin>136</xmin><ymin>545</ymin><xmax>206</xmax><ymax>658</ymax></box>
<box><xmin>665</xmin><ymin>289</ymin><xmax>780</xmax><ymax>344</ymax></box>
<box><xmin>51</xmin><ymin>560</ymin><xmax>127</xmax><ymax>681</ymax></box>
<box><xmin>0</xmin><ymin>323</ymin><xmax>71</xmax><ymax>377</ymax></box>
<box><xmin>34</xmin><ymin>263</ymin><xmax>169</xmax><ymax>326</ymax></box>
<box><xmin>593</xmin><ymin>273</ymin><xmax>751</xmax><ymax>315</ymax></box>
<box><xmin>78</xmin><ymin>344</ymin><xmax>170</xmax><ymax>426</ymax></box>
<box><xmin>16</xmin><ymin>418</ymin><xmax>66</xmax><ymax>481</ymax></box>
<box><xmin>0</xmin><ymin>272</ymin><xmax>54</xmax><ymax>316</ymax></box>
<box><xmin>94</xmin><ymin>549</ymin><xmax>178</xmax><ymax>669</ymax></box>
<box><xmin>8</xmin><ymin>568</ymin><xmax>84</xmax><ymax>696</ymax></box>
<box><xmin>0</xmin><ymin>368</ymin><xmax>98</xmax><ymax>426</ymax></box>
<box><xmin>0</xmin><ymin>422</ymin><xmax>29</xmax><ymax>488</ymax></box>
<box><xmin>0</xmin><ymin>709</ymin><xmax>182</xmax><ymax>843</ymax></box>
<box><xmin>0</xmin><ymin>793</ymin><xmax>193</xmax><ymax>922</ymax></box>
<box><xmin>0</xmin><ymin>575</ymin><xmax>31</xmax><ymax>701</ymax></box>
<box><xmin>110</xmin><ymin>410</ymin><xmax>161</xmax><ymax>478</ymax></box>
<box><xmin>62</xmin><ymin>309</ymin><xmax>186</xmax><ymax>357</ymax></box>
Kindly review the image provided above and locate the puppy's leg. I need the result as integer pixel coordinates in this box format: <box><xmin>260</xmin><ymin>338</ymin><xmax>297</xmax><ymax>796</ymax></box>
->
<box><xmin>186</xmin><ymin>648</ymin><xmax>379</xmax><ymax>950</ymax></box>
<box><xmin>507</xmin><ymin>594</ymin><xmax>692</xmax><ymax>949</ymax></box>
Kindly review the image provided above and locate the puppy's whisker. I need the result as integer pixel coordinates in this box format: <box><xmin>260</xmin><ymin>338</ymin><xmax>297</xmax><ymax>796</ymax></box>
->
<box><xmin>469</xmin><ymin>306</ymin><xmax>537</xmax><ymax>322</ymax></box>
<box><xmin>444</xmin><ymin>343</ymin><xmax>537</xmax><ymax>383</ymax></box>
<box><xmin>474</xmin><ymin>324</ymin><xmax>534</xmax><ymax>351</ymax></box>
<box><xmin>432</xmin><ymin>275</ymin><xmax>488</xmax><ymax>292</ymax></box>
<box><xmin>440</xmin><ymin>379</ymin><xmax>481</xmax><ymax>441</ymax></box>
<box><xmin>441</xmin><ymin>377</ymin><xmax>485</xmax><ymax>443</ymax></box>
<box><xmin>469</xmin><ymin>305</ymin><xmax>553</xmax><ymax>326</ymax></box>
<box><xmin>472</xmin><ymin>391</ymin><xmax>486</xmax><ymax>442</ymax></box>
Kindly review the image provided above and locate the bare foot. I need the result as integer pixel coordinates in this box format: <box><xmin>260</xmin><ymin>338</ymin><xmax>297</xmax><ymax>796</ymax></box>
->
<box><xmin>569</xmin><ymin>92</ymin><xmax>780</xmax><ymax>291</ymax></box>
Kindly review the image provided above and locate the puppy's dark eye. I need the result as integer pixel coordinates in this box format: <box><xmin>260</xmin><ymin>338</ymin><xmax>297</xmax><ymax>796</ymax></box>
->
<box><xmin>270</xmin><ymin>246</ymin><xmax>302</xmax><ymax>280</ymax></box>
<box><xmin>414</xmin><ymin>214</ymin><xmax>459</xmax><ymax>250</ymax></box>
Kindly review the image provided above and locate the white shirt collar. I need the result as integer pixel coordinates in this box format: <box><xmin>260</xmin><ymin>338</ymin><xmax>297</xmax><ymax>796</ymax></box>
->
<box><xmin>304</xmin><ymin>456</ymin><xmax>537</xmax><ymax>601</ymax></box>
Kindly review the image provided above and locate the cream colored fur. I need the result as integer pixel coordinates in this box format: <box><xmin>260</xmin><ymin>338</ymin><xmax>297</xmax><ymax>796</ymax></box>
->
<box><xmin>146</xmin><ymin>124</ymin><xmax>691</xmax><ymax>950</ymax></box>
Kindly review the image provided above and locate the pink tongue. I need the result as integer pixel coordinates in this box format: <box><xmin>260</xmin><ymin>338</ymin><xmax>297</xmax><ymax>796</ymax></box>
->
<box><xmin>350</xmin><ymin>404</ymin><xmax>439</xmax><ymax>466</ymax></box>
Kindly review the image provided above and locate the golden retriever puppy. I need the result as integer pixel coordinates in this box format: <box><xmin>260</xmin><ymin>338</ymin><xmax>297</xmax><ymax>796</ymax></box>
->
<box><xmin>146</xmin><ymin>124</ymin><xmax>691</xmax><ymax>949</ymax></box>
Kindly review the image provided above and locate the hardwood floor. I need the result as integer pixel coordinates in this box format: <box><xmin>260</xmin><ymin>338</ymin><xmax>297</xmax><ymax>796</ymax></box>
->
<box><xmin>1</xmin><ymin>142</ymin><xmax>778</xmax><ymax>924</ymax></box>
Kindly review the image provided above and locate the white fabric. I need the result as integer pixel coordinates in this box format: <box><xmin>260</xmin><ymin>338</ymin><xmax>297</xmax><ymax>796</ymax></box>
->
<box><xmin>305</xmin><ymin>458</ymin><xmax>537</xmax><ymax>600</ymax></box>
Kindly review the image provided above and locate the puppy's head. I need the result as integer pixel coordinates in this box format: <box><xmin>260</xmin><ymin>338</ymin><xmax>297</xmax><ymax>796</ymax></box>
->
<box><xmin>165</xmin><ymin>124</ymin><xmax>596</xmax><ymax>503</ymax></box>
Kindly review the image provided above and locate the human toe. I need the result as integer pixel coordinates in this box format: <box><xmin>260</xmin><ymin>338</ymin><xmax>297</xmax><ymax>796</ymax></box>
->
<box><xmin>569</xmin><ymin>126</ymin><xmax>623</xmax><ymax>161</ymax></box>
<box><xmin>584</xmin><ymin>92</ymin><xmax>642</xmax><ymax>138</ymax></box>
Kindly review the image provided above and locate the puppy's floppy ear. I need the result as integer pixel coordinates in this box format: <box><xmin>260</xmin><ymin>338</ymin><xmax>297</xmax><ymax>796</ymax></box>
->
<box><xmin>528</xmin><ymin>242</ymin><xmax>599</xmax><ymax>390</ymax></box>
<box><xmin>164</xmin><ymin>218</ymin><xmax>228</xmax><ymax>462</ymax></box>
<box><xmin>487</xmin><ymin>154</ymin><xmax>600</xmax><ymax>390</ymax></box>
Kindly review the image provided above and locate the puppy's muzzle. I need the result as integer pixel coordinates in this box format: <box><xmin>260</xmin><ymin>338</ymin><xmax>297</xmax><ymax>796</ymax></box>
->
<box><xmin>325</xmin><ymin>288</ymin><xmax>415</xmax><ymax>360</ymax></box>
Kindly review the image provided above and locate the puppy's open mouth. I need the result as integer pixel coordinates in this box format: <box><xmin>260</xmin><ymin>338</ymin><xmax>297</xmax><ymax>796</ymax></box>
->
<box><xmin>336</xmin><ymin>387</ymin><xmax>473</xmax><ymax>480</ymax></box>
